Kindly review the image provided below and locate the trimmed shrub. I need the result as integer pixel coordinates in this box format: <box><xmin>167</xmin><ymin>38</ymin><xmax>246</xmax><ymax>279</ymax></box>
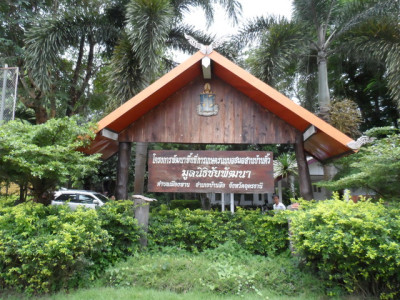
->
<box><xmin>0</xmin><ymin>200</ymin><xmax>141</xmax><ymax>294</ymax></box>
<box><xmin>170</xmin><ymin>199</ymin><xmax>201</xmax><ymax>210</ymax></box>
<box><xmin>97</xmin><ymin>200</ymin><xmax>141</xmax><ymax>260</ymax></box>
<box><xmin>148</xmin><ymin>207</ymin><xmax>289</xmax><ymax>255</ymax></box>
<box><xmin>0</xmin><ymin>203</ymin><xmax>111</xmax><ymax>294</ymax></box>
<box><xmin>290</xmin><ymin>199</ymin><xmax>400</xmax><ymax>299</ymax></box>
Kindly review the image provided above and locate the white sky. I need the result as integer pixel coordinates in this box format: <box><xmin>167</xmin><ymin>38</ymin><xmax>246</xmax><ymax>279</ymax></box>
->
<box><xmin>176</xmin><ymin>0</ymin><xmax>293</xmax><ymax>62</ymax></box>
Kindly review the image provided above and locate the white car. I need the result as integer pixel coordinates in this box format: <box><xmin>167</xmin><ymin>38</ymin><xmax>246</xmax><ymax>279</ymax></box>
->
<box><xmin>51</xmin><ymin>190</ymin><xmax>109</xmax><ymax>210</ymax></box>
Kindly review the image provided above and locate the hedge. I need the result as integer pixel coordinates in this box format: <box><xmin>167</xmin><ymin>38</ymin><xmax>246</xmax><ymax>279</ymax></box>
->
<box><xmin>290</xmin><ymin>199</ymin><xmax>400</xmax><ymax>299</ymax></box>
<box><xmin>170</xmin><ymin>199</ymin><xmax>201</xmax><ymax>210</ymax></box>
<box><xmin>0</xmin><ymin>200</ymin><xmax>141</xmax><ymax>294</ymax></box>
<box><xmin>148</xmin><ymin>206</ymin><xmax>289</xmax><ymax>255</ymax></box>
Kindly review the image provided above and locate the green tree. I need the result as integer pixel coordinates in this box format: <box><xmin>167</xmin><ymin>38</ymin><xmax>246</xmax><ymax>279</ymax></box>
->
<box><xmin>23</xmin><ymin>0</ymin><xmax>122</xmax><ymax>122</ymax></box>
<box><xmin>273</xmin><ymin>153</ymin><xmax>298</xmax><ymax>199</ymax></box>
<box><xmin>342</xmin><ymin>2</ymin><xmax>400</xmax><ymax>109</ymax></box>
<box><xmin>107</xmin><ymin>0</ymin><xmax>242</xmax><ymax>106</ymax></box>
<box><xmin>237</xmin><ymin>0</ymin><xmax>395</xmax><ymax>119</ymax></box>
<box><xmin>320</xmin><ymin>127</ymin><xmax>400</xmax><ymax>201</ymax></box>
<box><xmin>0</xmin><ymin>117</ymin><xmax>101</xmax><ymax>204</ymax></box>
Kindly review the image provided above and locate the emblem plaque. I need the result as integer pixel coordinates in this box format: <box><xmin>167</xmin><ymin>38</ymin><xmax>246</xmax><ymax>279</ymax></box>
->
<box><xmin>197</xmin><ymin>83</ymin><xmax>218</xmax><ymax>116</ymax></box>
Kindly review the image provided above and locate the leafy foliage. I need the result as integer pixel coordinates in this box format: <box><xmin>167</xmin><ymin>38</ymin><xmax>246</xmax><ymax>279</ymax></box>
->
<box><xmin>328</xmin><ymin>99</ymin><xmax>362</xmax><ymax>138</ymax></box>
<box><xmin>0</xmin><ymin>203</ymin><xmax>111</xmax><ymax>294</ymax></box>
<box><xmin>103</xmin><ymin>242</ymin><xmax>322</xmax><ymax>297</ymax></box>
<box><xmin>170</xmin><ymin>199</ymin><xmax>201</xmax><ymax>210</ymax></box>
<box><xmin>97</xmin><ymin>200</ymin><xmax>142</xmax><ymax>260</ymax></box>
<box><xmin>148</xmin><ymin>206</ymin><xmax>289</xmax><ymax>255</ymax></box>
<box><xmin>0</xmin><ymin>117</ymin><xmax>100</xmax><ymax>204</ymax></box>
<box><xmin>290</xmin><ymin>199</ymin><xmax>400</xmax><ymax>298</ymax></box>
<box><xmin>0</xmin><ymin>200</ymin><xmax>141</xmax><ymax>294</ymax></box>
<box><xmin>320</xmin><ymin>131</ymin><xmax>400</xmax><ymax>200</ymax></box>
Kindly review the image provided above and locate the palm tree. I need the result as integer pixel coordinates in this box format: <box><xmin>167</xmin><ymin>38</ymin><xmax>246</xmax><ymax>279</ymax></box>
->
<box><xmin>234</xmin><ymin>0</ymin><xmax>393</xmax><ymax>119</ymax></box>
<box><xmin>273</xmin><ymin>153</ymin><xmax>298</xmax><ymax>199</ymax></box>
<box><xmin>341</xmin><ymin>2</ymin><xmax>400</xmax><ymax>109</ymax></box>
<box><xmin>108</xmin><ymin>0</ymin><xmax>242</xmax><ymax>106</ymax></box>
<box><xmin>23</xmin><ymin>0</ymin><xmax>121</xmax><ymax>122</ymax></box>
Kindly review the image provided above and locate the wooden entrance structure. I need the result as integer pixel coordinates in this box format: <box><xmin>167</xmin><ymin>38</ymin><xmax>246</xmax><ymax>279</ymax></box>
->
<box><xmin>84</xmin><ymin>50</ymin><xmax>356</xmax><ymax>201</ymax></box>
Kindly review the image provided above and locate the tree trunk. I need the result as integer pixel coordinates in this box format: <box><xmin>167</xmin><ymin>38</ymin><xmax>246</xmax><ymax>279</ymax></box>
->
<box><xmin>288</xmin><ymin>174</ymin><xmax>296</xmax><ymax>199</ymax></box>
<box><xmin>116</xmin><ymin>142</ymin><xmax>131</xmax><ymax>200</ymax></box>
<box><xmin>295</xmin><ymin>131</ymin><xmax>313</xmax><ymax>200</ymax></box>
<box><xmin>317</xmin><ymin>27</ymin><xmax>331</xmax><ymax>122</ymax></box>
<box><xmin>322</xmin><ymin>163</ymin><xmax>337</xmax><ymax>199</ymax></box>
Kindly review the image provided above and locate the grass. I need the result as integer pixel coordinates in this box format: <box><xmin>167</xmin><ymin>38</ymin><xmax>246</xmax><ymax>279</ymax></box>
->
<box><xmin>0</xmin><ymin>286</ymin><xmax>325</xmax><ymax>300</ymax></box>
<box><xmin>0</xmin><ymin>241</ymin><xmax>334</xmax><ymax>300</ymax></box>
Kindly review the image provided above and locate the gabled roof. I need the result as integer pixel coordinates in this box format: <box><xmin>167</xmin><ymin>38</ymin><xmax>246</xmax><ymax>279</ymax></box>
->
<box><xmin>84</xmin><ymin>50</ymin><xmax>355</xmax><ymax>161</ymax></box>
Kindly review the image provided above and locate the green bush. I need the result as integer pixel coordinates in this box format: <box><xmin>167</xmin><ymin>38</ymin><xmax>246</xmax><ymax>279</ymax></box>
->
<box><xmin>0</xmin><ymin>201</ymin><xmax>141</xmax><ymax>294</ymax></box>
<box><xmin>148</xmin><ymin>207</ymin><xmax>289</xmax><ymax>255</ymax></box>
<box><xmin>290</xmin><ymin>199</ymin><xmax>400</xmax><ymax>299</ymax></box>
<box><xmin>0</xmin><ymin>203</ymin><xmax>111</xmax><ymax>294</ymax></box>
<box><xmin>97</xmin><ymin>200</ymin><xmax>141</xmax><ymax>260</ymax></box>
<box><xmin>170</xmin><ymin>199</ymin><xmax>201</xmax><ymax>210</ymax></box>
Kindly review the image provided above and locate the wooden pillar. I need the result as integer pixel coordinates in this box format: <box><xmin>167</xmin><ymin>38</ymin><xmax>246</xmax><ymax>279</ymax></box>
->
<box><xmin>115</xmin><ymin>142</ymin><xmax>131</xmax><ymax>200</ymax></box>
<box><xmin>133</xmin><ymin>142</ymin><xmax>149</xmax><ymax>246</ymax></box>
<box><xmin>295</xmin><ymin>131</ymin><xmax>313</xmax><ymax>200</ymax></box>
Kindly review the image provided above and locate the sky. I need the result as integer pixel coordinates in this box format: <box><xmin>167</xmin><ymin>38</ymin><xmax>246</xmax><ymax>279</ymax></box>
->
<box><xmin>176</xmin><ymin>0</ymin><xmax>293</xmax><ymax>62</ymax></box>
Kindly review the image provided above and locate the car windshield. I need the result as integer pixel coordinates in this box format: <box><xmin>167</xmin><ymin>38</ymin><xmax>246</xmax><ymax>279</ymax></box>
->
<box><xmin>94</xmin><ymin>193</ymin><xmax>109</xmax><ymax>202</ymax></box>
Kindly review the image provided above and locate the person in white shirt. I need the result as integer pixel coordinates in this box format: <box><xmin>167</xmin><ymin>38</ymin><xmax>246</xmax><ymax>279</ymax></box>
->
<box><xmin>272</xmin><ymin>194</ymin><xmax>286</xmax><ymax>210</ymax></box>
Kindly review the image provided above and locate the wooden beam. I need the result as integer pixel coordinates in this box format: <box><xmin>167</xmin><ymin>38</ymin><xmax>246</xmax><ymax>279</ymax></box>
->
<box><xmin>295</xmin><ymin>131</ymin><xmax>313</xmax><ymax>200</ymax></box>
<box><xmin>101</xmin><ymin>128</ymin><xmax>118</xmax><ymax>141</ymax></box>
<box><xmin>115</xmin><ymin>142</ymin><xmax>131</xmax><ymax>200</ymax></box>
<box><xmin>303</xmin><ymin>125</ymin><xmax>316</xmax><ymax>141</ymax></box>
<box><xmin>202</xmin><ymin>57</ymin><xmax>211</xmax><ymax>79</ymax></box>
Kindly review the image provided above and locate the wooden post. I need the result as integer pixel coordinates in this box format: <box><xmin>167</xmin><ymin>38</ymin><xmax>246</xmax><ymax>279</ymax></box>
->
<box><xmin>295</xmin><ymin>131</ymin><xmax>313</xmax><ymax>200</ymax></box>
<box><xmin>133</xmin><ymin>195</ymin><xmax>156</xmax><ymax>247</ymax></box>
<box><xmin>133</xmin><ymin>142</ymin><xmax>149</xmax><ymax>246</ymax></box>
<box><xmin>115</xmin><ymin>142</ymin><xmax>131</xmax><ymax>200</ymax></box>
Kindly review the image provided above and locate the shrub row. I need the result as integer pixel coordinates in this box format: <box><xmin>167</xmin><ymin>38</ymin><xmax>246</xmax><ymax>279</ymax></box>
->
<box><xmin>290</xmin><ymin>199</ymin><xmax>400</xmax><ymax>299</ymax></box>
<box><xmin>0</xmin><ymin>200</ymin><xmax>140</xmax><ymax>294</ymax></box>
<box><xmin>170</xmin><ymin>199</ymin><xmax>201</xmax><ymax>210</ymax></box>
<box><xmin>148</xmin><ymin>206</ymin><xmax>289</xmax><ymax>255</ymax></box>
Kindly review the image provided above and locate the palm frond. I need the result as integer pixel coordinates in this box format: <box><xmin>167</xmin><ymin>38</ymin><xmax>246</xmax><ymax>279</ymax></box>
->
<box><xmin>106</xmin><ymin>34</ymin><xmax>147</xmax><ymax>109</ymax></box>
<box><xmin>24</xmin><ymin>9</ymin><xmax>120</xmax><ymax>92</ymax></box>
<box><xmin>126</xmin><ymin>0</ymin><xmax>173</xmax><ymax>78</ymax></box>
<box><xmin>230</xmin><ymin>16</ymin><xmax>289</xmax><ymax>51</ymax></box>
<box><xmin>171</xmin><ymin>0</ymin><xmax>241</xmax><ymax>26</ymax></box>
<box><xmin>246</xmin><ymin>20</ymin><xmax>309</xmax><ymax>86</ymax></box>
<box><xmin>167</xmin><ymin>24</ymin><xmax>214</xmax><ymax>53</ymax></box>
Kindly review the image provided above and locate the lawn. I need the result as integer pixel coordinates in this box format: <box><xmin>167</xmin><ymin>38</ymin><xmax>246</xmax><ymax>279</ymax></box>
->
<box><xmin>0</xmin><ymin>242</ymin><xmax>331</xmax><ymax>300</ymax></box>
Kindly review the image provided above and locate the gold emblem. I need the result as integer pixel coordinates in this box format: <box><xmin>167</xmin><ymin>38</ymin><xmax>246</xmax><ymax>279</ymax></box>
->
<box><xmin>197</xmin><ymin>83</ymin><xmax>218</xmax><ymax>116</ymax></box>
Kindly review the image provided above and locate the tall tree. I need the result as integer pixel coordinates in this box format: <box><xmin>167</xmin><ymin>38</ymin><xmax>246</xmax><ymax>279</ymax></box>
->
<box><xmin>23</xmin><ymin>0</ymin><xmax>121</xmax><ymax>122</ymax></box>
<box><xmin>236</xmin><ymin>0</ymin><xmax>395</xmax><ymax>120</ymax></box>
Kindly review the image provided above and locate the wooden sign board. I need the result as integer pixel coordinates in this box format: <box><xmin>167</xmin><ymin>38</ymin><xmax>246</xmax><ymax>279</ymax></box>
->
<box><xmin>148</xmin><ymin>150</ymin><xmax>274</xmax><ymax>194</ymax></box>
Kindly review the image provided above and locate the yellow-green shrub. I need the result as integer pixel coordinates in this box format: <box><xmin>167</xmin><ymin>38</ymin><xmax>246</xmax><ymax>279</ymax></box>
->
<box><xmin>0</xmin><ymin>203</ymin><xmax>111</xmax><ymax>294</ymax></box>
<box><xmin>0</xmin><ymin>201</ymin><xmax>141</xmax><ymax>294</ymax></box>
<box><xmin>290</xmin><ymin>200</ymin><xmax>400</xmax><ymax>299</ymax></box>
<box><xmin>148</xmin><ymin>207</ymin><xmax>289</xmax><ymax>255</ymax></box>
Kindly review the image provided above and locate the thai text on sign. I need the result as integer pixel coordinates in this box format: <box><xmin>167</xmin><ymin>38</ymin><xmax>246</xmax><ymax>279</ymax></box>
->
<box><xmin>148</xmin><ymin>150</ymin><xmax>274</xmax><ymax>193</ymax></box>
